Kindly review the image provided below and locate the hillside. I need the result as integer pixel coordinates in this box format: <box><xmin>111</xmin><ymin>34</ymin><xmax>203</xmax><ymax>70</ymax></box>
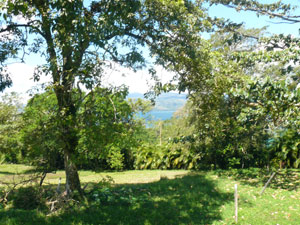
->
<box><xmin>128</xmin><ymin>92</ymin><xmax>187</xmax><ymax>112</ymax></box>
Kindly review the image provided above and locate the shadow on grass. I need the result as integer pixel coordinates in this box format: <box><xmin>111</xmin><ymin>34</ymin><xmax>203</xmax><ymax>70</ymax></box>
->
<box><xmin>0</xmin><ymin>169</ymin><xmax>38</xmax><ymax>176</ymax></box>
<box><xmin>0</xmin><ymin>173</ymin><xmax>232</xmax><ymax>225</ymax></box>
<box><xmin>0</xmin><ymin>171</ymin><xmax>16</xmax><ymax>175</ymax></box>
<box><xmin>269</xmin><ymin>170</ymin><xmax>300</xmax><ymax>191</ymax></box>
<box><xmin>214</xmin><ymin>168</ymin><xmax>300</xmax><ymax>191</ymax></box>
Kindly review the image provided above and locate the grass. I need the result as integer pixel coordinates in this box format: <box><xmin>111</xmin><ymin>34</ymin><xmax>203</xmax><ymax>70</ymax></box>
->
<box><xmin>0</xmin><ymin>164</ymin><xmax>189</xmax><ymax>185</ymax></box>
<box><xmin>0</xmin><ymin>164</ymin><xmax>300</xmax><ymax>224</ymax></box>
<box><xmin>0</xmin><ymin>164</ymin><xmax>34</xmax><ymax>175</ymax></box>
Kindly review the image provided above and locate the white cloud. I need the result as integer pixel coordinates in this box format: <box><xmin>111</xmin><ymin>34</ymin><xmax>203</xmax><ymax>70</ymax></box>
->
<box><xmin>1</xmin><ymin>63</ymin><xmax>51</xmax><ymax>103</ymax></box>
<box><xmin>101</xmin><ymin>63</ymin><xmax>175</xmax><ymax>93</ymax></box>
<box><xmin>1</xmin><ymin>62</ymin><xmax>176</xmax><ymax>103</ymax></box>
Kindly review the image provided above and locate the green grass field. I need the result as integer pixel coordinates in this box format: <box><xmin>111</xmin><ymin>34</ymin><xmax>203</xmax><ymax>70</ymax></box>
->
<box><xmin>0</xmin><ymin>164</ymin><xmax>299</xmax><ymax>224</ymax></box>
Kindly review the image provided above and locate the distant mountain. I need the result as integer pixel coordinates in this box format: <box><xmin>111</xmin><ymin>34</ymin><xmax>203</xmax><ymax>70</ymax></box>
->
<box><xmin>128</xmin><ymin>92</ymin><xmax>187</xmax><ymax>112</ymax></box>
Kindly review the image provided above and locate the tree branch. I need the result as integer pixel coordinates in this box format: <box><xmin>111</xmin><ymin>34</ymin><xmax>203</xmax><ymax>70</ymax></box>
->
<box><xmin>0</xmin><ymin>23</ymin><xmax>32</xmax><ymax>33</ymax></box>
<box><xmin>224</xmin><ymin>4</ymin><xmax>300</xmax><ymax>24</ymax></box>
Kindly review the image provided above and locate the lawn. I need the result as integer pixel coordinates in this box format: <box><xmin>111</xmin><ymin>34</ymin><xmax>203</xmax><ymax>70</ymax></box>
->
<box><xmin>0</xmin><ymin>164</ymin><xmax>299</xmax><ymax>224</ymax></box>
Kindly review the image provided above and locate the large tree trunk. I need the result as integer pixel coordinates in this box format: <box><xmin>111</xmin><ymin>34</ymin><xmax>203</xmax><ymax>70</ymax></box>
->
<box><xmin>55</xmin><ymin>88</ymin><xmax>82</xmax><ymax>196</ymax></box>
<box><xmin>64</xmin><ymin>146</ymin><xmax>81</xmax><ymax>196</ymax></box>
<box><xmin>62</xmin><ymin>113</ymin><xmax>82</xmax><ymax>196</ymax></box>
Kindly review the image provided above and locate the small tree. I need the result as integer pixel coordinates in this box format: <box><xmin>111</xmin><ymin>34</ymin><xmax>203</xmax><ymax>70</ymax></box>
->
<box><xmin>22</xmin><ymin>87</ymin><xmax>140</xmax><ymax>171</ymax></box>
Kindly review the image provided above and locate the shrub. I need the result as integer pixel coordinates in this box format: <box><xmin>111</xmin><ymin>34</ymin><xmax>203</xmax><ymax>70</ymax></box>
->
<box><xmin>133</xmin><ymin>142</ymin><xmax>202</xmax><ymax>170</ymax></box>
<box><xmin>12</xmin><ymin>186</ymin><xmax>45</xmax><ymax>210</ymax></box>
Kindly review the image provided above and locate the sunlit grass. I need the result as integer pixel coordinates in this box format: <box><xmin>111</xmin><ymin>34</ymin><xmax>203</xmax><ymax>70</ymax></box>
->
<box><xmin>0</xmin><ymin>164</ymin><xmax>34</xmax><ymax>174</ymax></box>
<box><xmin>0</xmin><ymin>164</ymin><xmax>35</xmax><ymax>184</ymax></box>
<box><xmin>210</xmin><ymin>169</ymin><xmax>300</xmax><ymax>224</ymax></box>
<box><xmin>0</xmin><ymin>163</ymin><xmax>189</xmax><ymax>185</ymax></box>
<box><xmin>36</xmin><ymin>170</ymin><xmax>189</xmax><ymax>185</ymax></box>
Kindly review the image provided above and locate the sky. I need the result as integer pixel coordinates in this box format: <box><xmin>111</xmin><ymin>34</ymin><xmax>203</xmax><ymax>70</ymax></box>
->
<box><xmin>208</xmin><ymin>0</ymin><xmax>300</xmax><ymax>37</ymax></box>
<box><xmin>2</xmin><ymin>0</ymin><xmax>300</xmax><ymax>102</ymax></box>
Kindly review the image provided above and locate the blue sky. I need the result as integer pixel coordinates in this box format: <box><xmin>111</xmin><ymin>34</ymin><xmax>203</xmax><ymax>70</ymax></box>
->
<box><xmin>3</xmin><ymin>0</ymin><xmax>300</xmax><ymax>101</ymax></box>
<box><xmin>208</xmin><ymin>1</ymin><xmax>300</xmax><ymax>37</ymax></box>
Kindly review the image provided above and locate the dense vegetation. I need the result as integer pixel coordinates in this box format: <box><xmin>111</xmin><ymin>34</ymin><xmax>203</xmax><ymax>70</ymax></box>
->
<box><xmin>2</xmin><ymin>76</ymin><xmax>300</xmax><ymax>171</ymax></box>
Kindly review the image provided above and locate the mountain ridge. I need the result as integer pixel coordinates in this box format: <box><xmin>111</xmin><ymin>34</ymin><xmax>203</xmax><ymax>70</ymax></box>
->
<box><xmin>128</xmin><ymin>92</ymin><xmax>187</xmax><ymax>112</ymax></box>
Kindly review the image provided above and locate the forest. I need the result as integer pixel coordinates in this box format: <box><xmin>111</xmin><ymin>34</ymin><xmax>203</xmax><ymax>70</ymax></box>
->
<box><xmin>1</xmin><ymin>0</ymin><xmax>300</xmax><ymax>224</ymax></box>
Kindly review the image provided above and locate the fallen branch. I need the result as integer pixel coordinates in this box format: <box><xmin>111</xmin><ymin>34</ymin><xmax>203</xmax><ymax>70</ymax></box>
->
<box><xmin>0</xmin><ymin>173</ymin><xmax>43</xmax><ymax>204</ymax></box>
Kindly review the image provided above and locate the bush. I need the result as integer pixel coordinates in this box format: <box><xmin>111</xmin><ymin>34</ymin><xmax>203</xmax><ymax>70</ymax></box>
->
<box><xmin>133</xmin><ymin>142</ymin><xmax>202</xmax><ymax>170</ymax></box>
<box><xmin>12</xmin><ymin>186</ymin><xmax>45</xmax><ymax>210</ymax></box>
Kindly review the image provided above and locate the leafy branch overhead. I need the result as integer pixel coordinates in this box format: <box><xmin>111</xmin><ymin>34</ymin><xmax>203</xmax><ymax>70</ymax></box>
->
<box><xmin>209</xmin><ymin>0</ymin><xmax>300</xmax><ymax>23</ymax></box>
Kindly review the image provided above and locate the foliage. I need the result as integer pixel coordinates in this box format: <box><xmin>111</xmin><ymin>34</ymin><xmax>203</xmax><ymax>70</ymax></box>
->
<box><xmin>0</xmin><ymin>92</ymin><xmax>23</xmax><ymax>163</ymax></box>
<box><xmin>178</xmin><ymin>27</ymin><xmax>265</xmax><ymax>169</ymax></box>
<box><xmin>131</xmin><ymin>102</ymin><xmax>202</xmax><ymax>170</ymax></box>
<box><xmin>230</xmin><ymin>68</ymin><xmax>300</xmax><ymax>168</ymax></box>
<box><xmin>173</xmin><ymin>18</ymin><xmax>300</xmax><ymax>169</ymax></box>
<box><xmin>21</xmin><ymin>91</ymin><xmax>64</xmax><ymax>170</ymax></box>
<box><xmin>0</xmin><ymin>14</ymin><xmax>24</xmax><ymax>91</ymax></box>
<box><xmin>89</xmin><ymin>178</ymin><xmax>149</xmax><ymax>206</ymax></box>
<box><xmin>161</xmin><ymin>101</ymin><xmax>195</xmax><ymax>142</ymax></box>
<box><xmin>133</xmin><ymin>141</ymin><xmax>201</xmax><ymax>170</ymax></box>
<box><xmin>77</xmin><ymin>86</ymin><xmax>136</xmax><ymax>170</ymax></box>
<box><xmin>21</xmin><ymin>87</ymin><xmax>149</xmax><ymax>171</ymax></box>
<box><xmin>268</xmin><ymin>129</ymin><xmax>300</xmax><ymax>168</ymax></box>
<box><xmin>11</xmin><ymin>186</ymin><xmax>45</xmax><ymax>210</ymax></box>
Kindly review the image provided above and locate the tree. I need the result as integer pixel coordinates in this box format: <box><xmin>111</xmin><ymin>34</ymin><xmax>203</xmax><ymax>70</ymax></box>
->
<box><xmin>231</xmin><ymin>76</ymin><xmax>300</xmax><ymax>168</ymax></box>
<box><xmin>21</xmin><ymin>91</ymin><xmax>64</xmax><ymax>171</ymax></box>
<box><xmin>172</xmin><ymin>1</ymin><xmax>300</xmax><ymax>169</ymax></box>
<box><xmin>0</xmin><ymin>0</ymin><xmax>214</xmax><ymax>194</ymax></box>
<box><xmin>77</xmin><ymin>86</ymin><xmax>137</xmax><ymax>170</ymax></box>
<box><xmin>22</xmin><ymin>86</ymin><xmax>138</xmax><ymax>171</ymax></box>
<box><xmin>180</xmin><ymin>27</ymin><xmax>265</xmax><ymax>169</ymax></box>
<box><xmin>0</xmin><ymin>92</ymin><xmax>23</xmax><ymax>163</ymax></box>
